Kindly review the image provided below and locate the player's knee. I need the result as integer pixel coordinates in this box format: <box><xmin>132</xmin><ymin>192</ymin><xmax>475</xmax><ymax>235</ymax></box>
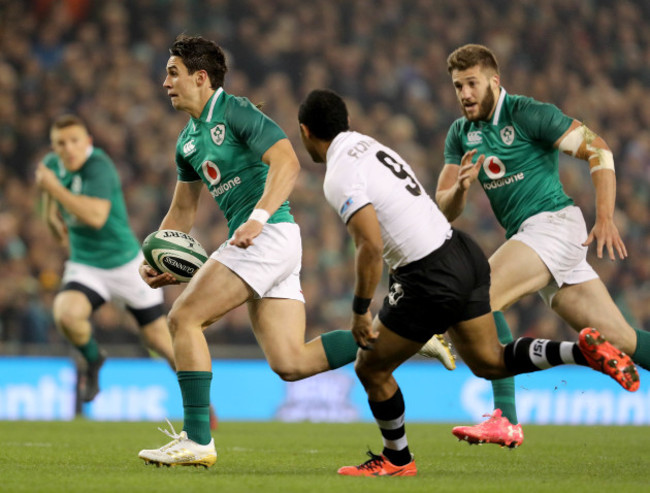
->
<box><xmin>354</xmin><ymin>359</ymin><xmax>390</xmax><ymax>388</ymax></box>
<box><xmin>167</xmin><ymin>302</ymin><xmax>202</xmax><ymax>336</ymax></box>
<box><xmin>53</xmin><ymin>306</ymin><xmax>85</xmax><ymax>332</ymax></box>
<box><xmin>268</xmin><ymin>361</ymin><xmax>303</xmax><ymax>382</ymax></box>
<box><xmin>166</xmin><ymin>314</ymin><xmax>182</xmax><ymax>339</ymax></box>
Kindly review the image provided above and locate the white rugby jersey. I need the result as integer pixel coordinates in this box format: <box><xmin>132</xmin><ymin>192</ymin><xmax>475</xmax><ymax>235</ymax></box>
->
<box><xmin>324</xmin><ymin>131</ymin><xmax>452</xmax><ymax>269</ymax></box>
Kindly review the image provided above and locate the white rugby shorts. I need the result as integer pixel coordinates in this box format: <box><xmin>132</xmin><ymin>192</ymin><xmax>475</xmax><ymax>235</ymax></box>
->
<box><xmin>210</xmin><ymin>222</ymin><xmax>305</xmax><ymax>302</ymax></box>
<box><xmin>62</xmin><ymin>251</ymin><xmax>164</xmax><ymax>309</ymax></box>
<box><xmin>509</xmin><ymin>205</ymin><xmax>599</xmax><ymax>306</ymax></box>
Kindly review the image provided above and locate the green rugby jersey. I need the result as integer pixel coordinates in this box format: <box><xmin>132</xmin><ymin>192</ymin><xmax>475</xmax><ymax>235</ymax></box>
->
<box><xmin>175</xmin><ymin>88</ymin><xmax>294</xmax><ymax>237</ymax></box>
<box><xmin>44</xmin><ymin>147</ymin><xmax>141</xmax><ymax>268</ymax></box>
<box><xmin>444</xmin><ymin>89</ymin><xmax>574</xmax><ymax>238</ymax></box>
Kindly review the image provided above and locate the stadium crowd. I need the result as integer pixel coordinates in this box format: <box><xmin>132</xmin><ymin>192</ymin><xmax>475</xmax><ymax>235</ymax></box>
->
<box><xmin>0</xmin><ymin>0</ymin><xmax>648</xmax><ymax>355</ymax></box>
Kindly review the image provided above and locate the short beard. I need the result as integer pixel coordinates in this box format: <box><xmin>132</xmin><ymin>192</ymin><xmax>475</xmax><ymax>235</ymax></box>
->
<box><xmin>463</xmin><ymin>87</ymin><xmax>495</xmax><ymax>122</ymax></box>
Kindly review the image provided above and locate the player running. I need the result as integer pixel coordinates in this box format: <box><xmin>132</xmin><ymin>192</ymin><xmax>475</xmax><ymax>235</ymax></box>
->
<box><xmin>136</xmin><ymin>35</ymin><xmax>454</xmax><ymax>469</ymax></box>
<box><xmin>35</xmin><ymin>115</ymin><xmax>178</xmax><ymax>403</ymax></box>
<box><xmin>297</xmin><ymin>88</ymin><xmax>638</xmax><ymax>477</ymax></box>
<box><xmin>436</xmin><ymin>43</ymin><xmax>647</xmax><ymax>447</ymax></box>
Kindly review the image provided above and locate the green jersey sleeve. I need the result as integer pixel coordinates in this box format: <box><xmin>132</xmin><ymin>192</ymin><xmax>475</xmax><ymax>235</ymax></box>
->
<box><xmin>43</xmin><ymin>152</ymin><xmax>58</xmax><ymax>172</ymax></box>
<box><xmin>226</xmin><ymin>97</ymin><xmax>287</xmax><ymax>158</ymax></box>
<box><xmin>176</xmin><ymin>152</ymin><xmax>202</xmax><ymax>182</ymax></box>
<box><xmin>511</xmin><ymin>97</ymin><xmax>573</xmax><ymax>145</ymax></box>
<box><xmin>443</xmin><ymin>119</ymin><xmax>466</xmax><ymax>164</ymax></box>
<box><xmin>81</xmin><ymin>158</ymin><xmax>114</xmax><ymax>199</ymax></box>
<box><xmin>175</xmin><ymin>124</ymin><xmax>202</xmax><ymax>182</ymax></box>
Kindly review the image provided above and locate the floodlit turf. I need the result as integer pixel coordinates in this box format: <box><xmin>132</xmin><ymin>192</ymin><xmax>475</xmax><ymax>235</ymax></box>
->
<box><xmin>2</xmin><ymin>421</ymin><xmax>649</xmax><ymax>493</ymax></box>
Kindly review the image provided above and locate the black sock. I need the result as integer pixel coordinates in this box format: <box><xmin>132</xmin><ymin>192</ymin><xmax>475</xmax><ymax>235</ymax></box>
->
<box><xmin>504</xmin><ymin>338</ymin><xmax>588</xmax><ymax>374</ymax></box>
<box><xmin>368</xmin><ymin>387</ymin><xmax>411</xmax><ymax>466</ymax></box>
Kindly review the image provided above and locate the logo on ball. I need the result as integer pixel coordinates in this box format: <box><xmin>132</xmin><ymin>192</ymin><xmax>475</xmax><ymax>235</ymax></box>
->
<box><xmin>161</xmin><ymin>256</ymin><xmax>197</xmax><ymax>277</ymax></box>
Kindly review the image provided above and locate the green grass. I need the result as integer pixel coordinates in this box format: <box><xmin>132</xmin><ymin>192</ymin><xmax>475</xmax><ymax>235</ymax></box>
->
<box><xmin>1</xmin><ymin>421</ymin><xmax>649</xmax><ymax>492</ymax></box>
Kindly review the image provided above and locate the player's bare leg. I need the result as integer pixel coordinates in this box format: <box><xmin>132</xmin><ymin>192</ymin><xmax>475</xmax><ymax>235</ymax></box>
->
<box><xmin>140</xmin><ymin>259</ymin><xmax>251</xmax><ymax>467</ymax></box>
<box><xmin>338</xmin><ymin>319</ymin><xmax>419</xmax><ymax>477</ymax></box>
<box><xmin>488</xmin><ymin>239</ymin><xmax>554</xmax><ymax>312</ymax></box>
<box><xmin>53</xmin><ymin>290</ymin><xmax>94</xmax><ymax>345</ymax></box>
<box><xmin>552</xmin><ymin>279</ymin><xmax>637</xmax><ymax>354</ymax></box>
<box><xmin>168</xmin><ymin>259</ymin><xmax>251</xmax><ymax>371</ymax></box>
<box><xmin>53</xmin><ymin>290</ymin><xmax>106</xmax><ymax>402</ymax></box>
<box><xmin>249</xmin><ymin>297</ymin><xmax>336</xmax><ymax>381</ymax></box>
<box><xmin>139</xmin><ymin>315</ymin><xmax>176</xmax><ymax>369</ymax></box>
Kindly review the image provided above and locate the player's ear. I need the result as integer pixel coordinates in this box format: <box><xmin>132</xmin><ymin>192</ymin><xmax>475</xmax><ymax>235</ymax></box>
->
<box><xmin>491</xmin><ymin>72</ymin><xmax>500</xmax><ymax>89</ymax></box>
<box><xmin>195</xmin><ymin>69</ymin><xmax>209</xmax><ymax>86</ymax></box>
<box><xmin>299</xmin><ymin>123</ymin><xmax>310</xmax><ymax>139</ymax></box>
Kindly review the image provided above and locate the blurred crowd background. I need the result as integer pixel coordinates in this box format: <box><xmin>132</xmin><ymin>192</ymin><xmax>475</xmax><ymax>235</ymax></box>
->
<box><xmin>1</xmin><ymin>0</ymin><xmax>648</xmax><ymax>358</ymax></box>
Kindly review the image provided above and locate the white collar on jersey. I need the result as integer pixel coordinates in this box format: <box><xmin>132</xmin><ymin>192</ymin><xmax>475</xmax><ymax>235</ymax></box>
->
<box><xmin>205</xmin><ymin>87</ymin><xmax>224</xmax><ymax>123</ymax></box>
<box><xmin>490</xmin><ymin>87</ymin><xmax>507</xmax><ymax>126</ymax></box>
<box><xmin>325</xmin><ymin>131</ymin><xmax>355</xmax><ymax>165</ymax></box>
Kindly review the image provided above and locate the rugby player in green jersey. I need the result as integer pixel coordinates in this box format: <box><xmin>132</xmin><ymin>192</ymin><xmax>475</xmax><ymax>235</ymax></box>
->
<box><xmin>436</xmin><ymin>44</ymin><xmax>647</xmax><ymax>447</ymax></box>
<box><xmin>35</xmin><ymin>115</ymin><xmax>177</xmax><ymax>403</ymax></box>
<box><xmin>137</xmin><ymin>34</ymin><xmax>370</xmax><ymax>468</ymax></box>
<box><xmin>137</xmin><ymin>35</ymin><xmax>453</xmax><ymax>469</ymax></box>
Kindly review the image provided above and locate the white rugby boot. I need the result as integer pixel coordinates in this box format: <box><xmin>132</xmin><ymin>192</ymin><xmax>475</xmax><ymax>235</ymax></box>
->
<box><xmin>417</xmin><ymin>334</ymin><xmax>456</xmax><ymax>370</ymax></box>
<box><xmin>139</xmin><ymin>419</ymin><xmax>217</xmax><ymax>468</ymax></box>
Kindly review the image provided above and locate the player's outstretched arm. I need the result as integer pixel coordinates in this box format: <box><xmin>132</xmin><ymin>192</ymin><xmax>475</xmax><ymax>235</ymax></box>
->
<box><xmin>435</xmin><ymin>150</ymin><xmax>484</xmax><ymax>222</ymax></box>
<box><xmin>556</xmin><ymin>120</ymin><xmax>627</xmax><ymax>260</ymax></box>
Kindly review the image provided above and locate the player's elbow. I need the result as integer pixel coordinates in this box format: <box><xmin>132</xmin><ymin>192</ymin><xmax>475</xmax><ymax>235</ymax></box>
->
<box><xmin>87</xmin><ymin>213</ymin><xmax>109</xmax><ymax>229</ymax></box>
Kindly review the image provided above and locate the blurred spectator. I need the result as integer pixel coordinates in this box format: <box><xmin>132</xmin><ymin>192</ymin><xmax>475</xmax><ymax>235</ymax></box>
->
<box><xmin>0</xmin><ymin>0</ymin><xmax>648</xmax><ymax>353</ymax></box>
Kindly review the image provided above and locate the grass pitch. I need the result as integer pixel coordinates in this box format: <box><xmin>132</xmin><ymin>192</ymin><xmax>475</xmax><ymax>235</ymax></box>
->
<box><xmin>2</xmin><ymin>420</ymin><xmax>649</xmax><ymax>493</ymax></box>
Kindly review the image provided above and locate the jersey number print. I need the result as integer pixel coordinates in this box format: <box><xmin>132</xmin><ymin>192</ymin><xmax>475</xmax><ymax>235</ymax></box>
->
<box><xmin>376</xmin><ymin>151</ymin><xmax>421</xmax><ymax>196</ymax></box>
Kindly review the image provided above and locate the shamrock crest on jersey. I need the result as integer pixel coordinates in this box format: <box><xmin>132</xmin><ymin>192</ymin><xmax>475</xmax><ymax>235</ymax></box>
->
<box><xmin>211</xmin><ymin>124</ymin><xmax>225</xmax><ymax>145</ymax></box>
<box><xmin>500</xmin><ymin>125</ymin><xmax>515</xmax><ymax>145</ymax></box>
<box><xmin>174</xmin><ymin>88</ymin><xmax>295</xmax><ymax>236</ymax></box>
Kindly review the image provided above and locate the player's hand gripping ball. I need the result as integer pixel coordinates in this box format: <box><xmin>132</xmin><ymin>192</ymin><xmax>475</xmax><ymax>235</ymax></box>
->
<box><xmin>142</xmin><ymin>230</ymin><xmax>208</xmax><ymax>283</ymax></box>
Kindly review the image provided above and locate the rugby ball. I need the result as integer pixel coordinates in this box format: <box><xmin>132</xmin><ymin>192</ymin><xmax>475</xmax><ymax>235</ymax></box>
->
<box><xmin>142</xmin><ymin>230</ymin><xmax>208</xmax><ymax>283</ymax></box>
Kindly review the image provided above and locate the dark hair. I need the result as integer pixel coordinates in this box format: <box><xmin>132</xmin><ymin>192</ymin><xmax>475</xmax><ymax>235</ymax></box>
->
<box><xmin>298</xmin><ymin>89</ymin><xmax>349</xmax><ymax>141</ymax></box>
<box><xmin>170</xmin><ymin>34</ymin><xmax>228</xmax><ymax>89</ymax></box>
<box><xmin>51</xmin><ymin>114</ymin><xmax>87</xmax><ymax>131</ymax></box>
<box><xmin>447</xmin><ymin>44</ymin><xmax>499</xmax><ymax>75</ymax></box>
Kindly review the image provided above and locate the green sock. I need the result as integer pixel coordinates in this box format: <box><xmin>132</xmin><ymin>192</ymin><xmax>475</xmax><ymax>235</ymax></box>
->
<box><xmin>632</xmin><ymin>329</ymin><xmax>650</xmax><ymax>372</ymax></box>
<box><xmin>321</xmin><ymin>330</ymin><xmax>358</xmax><ymax>369</ymax></box>
<box><xmin>492</xmin><ymin>311</ymin><xmax>518</xmax><ymax>424</ymax></box>
<box><xmin>177</xmin><ymin>371</ymin><xmax>213</xmax><ymax>445</ymax></box>
<box><xmin>76</xmin><ymin>337</ymin><xmax>100</xmax><ymax>364</ymax></box>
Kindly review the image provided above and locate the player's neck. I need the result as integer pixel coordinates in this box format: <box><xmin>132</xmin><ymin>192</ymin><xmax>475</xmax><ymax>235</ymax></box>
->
<box><xmin>189</xmin><ymin>88</ymin><xmax>217</xmax><ymax>119</ymax></box>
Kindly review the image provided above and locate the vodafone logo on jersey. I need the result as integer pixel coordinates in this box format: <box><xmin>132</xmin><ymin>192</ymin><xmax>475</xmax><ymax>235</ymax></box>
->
<box><xmin>202</xmin><ymin>160</ymin><xmax>221</xmax><ymax>185</ymax></box>
<box><xmin>483</xmin><ymin>156</ymin><xmax>506</xmax><ymax>179</ymax></box>
<box><xmin>481</xmin><ymin>155</ymin><xmax>525</xmax><ymax>191</ymax></box>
